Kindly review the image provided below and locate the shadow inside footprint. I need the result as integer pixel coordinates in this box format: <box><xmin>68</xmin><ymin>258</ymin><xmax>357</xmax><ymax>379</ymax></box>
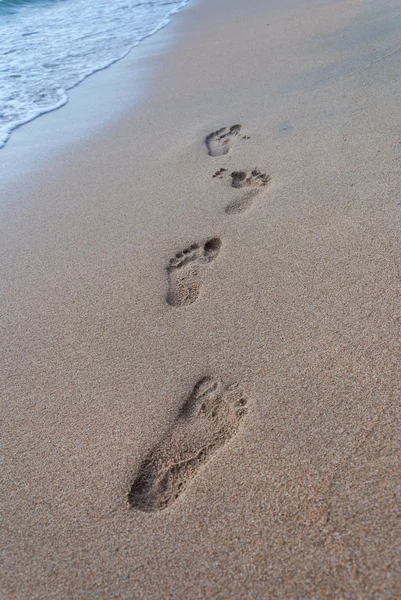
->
<box><xmin>166</xmin><ymin>237</ymin><xmax>222</xmax><ymax>307</ymax></box>
<box><xmin>225</xmin><ymin>169</ymin><xmax>271</xmax><ymax>215</ymax></box>
<box><xmin>205</xmin><ymin>124</ymin><xmax>242</xmax><ymax>157</ymax></box>
<box><xmin>128</xmin><ymin>377</ymin><xmax>248</xmax><ymax>512</ymax></box>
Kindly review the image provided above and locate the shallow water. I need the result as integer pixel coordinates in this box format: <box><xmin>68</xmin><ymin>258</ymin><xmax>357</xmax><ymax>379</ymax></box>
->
<box><xmin>0</xmin><ymin>0</ymin><xmax>190</xmax><ymax>148</ymax></box>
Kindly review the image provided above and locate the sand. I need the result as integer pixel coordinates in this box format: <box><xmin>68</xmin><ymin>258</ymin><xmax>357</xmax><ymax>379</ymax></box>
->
<box><xmin>1</xmin><ymin>0</ymin><xmax>400</xmax><ymax>597</ymax></box>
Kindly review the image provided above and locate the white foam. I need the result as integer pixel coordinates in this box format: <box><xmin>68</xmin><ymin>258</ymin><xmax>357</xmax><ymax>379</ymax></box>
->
<box><xmin>0</xmin><ymin>0</ymin><xmax>190</xmax><ymax>148</ymax></box>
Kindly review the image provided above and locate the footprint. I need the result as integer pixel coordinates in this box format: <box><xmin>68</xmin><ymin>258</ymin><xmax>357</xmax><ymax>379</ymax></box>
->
<box><xmin>225</xmin><ymin>169</ymin><xmax>271</xmax><ymax>215</ymax></box>
<box><xmin>166</xmin><ymin>237</ymin><xmax>222</xmax><ymax>307</ymax></box>
<box><xmin>205</xmin><ymin>124</ymin><xmax>242</xmax><ymax>157</ymax></box>
<box><xmin>230</xmin><ymin>168</ymin><xmax>271</xmax><ymax>189</ymax></box>
<box><xmin>128</xmin><ymin>377</ymin><xmax>248</xmax><ymax>512</ymax></box>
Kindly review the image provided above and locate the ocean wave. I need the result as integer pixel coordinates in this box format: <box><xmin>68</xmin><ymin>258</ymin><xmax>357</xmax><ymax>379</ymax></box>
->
<box><xmin>0</xmin><ymin>0</ymin><xmax>190</xmax><ymax>148</ymax></box>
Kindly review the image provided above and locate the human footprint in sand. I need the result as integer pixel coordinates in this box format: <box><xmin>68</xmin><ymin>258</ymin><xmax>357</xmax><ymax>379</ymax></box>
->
<box><xmin>128</xmin><ymin>377</ymin><xmax>248</xmax><ymax>512</ymax></box>
<box><xmin>205</xmin><ymin>124</ymin><xmax>243</xmax><ymax>156</ymax></box>
<box><xmin>166</xmin><ymin>237</ymin><xmax>222</xmax><ymax>307</ymax></box>
<box><xmin>213</xmin><ymin>167</ymin><xmax>271</xmax><ymax>214</ymax></box>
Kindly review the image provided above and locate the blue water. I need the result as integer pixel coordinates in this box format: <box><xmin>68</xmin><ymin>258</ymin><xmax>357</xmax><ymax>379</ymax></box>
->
<box><xmin>0</xmin><ymin>0</ymin><xmax>190</xmax><ymax>148</ymax></box>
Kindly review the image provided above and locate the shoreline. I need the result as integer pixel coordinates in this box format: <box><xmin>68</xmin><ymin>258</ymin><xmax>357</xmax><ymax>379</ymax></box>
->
<box><xmin>1</xmin><ymin>0</ymin><xmax>400</xmax><ymax>598</ymax></box>
<box><xmin>0</xmin><ymin>0</ymin><xmax>194</xmax><ymax>192</ymax></box>
<box><xmin>0</xmin><ymin>0</ymin><xmax>192</xmax><ymax>151</ymax></box>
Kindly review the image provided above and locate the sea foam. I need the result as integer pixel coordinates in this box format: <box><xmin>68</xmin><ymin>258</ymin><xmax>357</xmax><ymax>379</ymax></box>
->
<box><xmin>0</xmin><ymin>0</ymin><xmax>190</xmax><ymax>148</ymax></box>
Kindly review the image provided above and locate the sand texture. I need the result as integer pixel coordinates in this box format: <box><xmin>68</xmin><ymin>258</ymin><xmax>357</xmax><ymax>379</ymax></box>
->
<box><xmin>0</xmin><ymin>0</ymin><xmax>400</xmax><ymax>597</ymax></box>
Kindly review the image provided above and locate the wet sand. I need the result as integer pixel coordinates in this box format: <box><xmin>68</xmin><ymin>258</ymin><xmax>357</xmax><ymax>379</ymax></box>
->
<box><xmin>1</xmin><ymin>0</ymin><xmax>400</xmax><ymax>597</ymax></box>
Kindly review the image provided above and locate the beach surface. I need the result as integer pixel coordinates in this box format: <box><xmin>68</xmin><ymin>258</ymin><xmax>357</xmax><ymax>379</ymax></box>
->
<box><xmin>1</xmin><ymin>0</ymin><xmax>400</xmax><ymax>598</ymax></box>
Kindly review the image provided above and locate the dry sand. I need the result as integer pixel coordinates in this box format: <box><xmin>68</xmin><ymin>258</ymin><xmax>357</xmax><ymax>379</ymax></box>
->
<box><xmin>1</xmin><ymin>0</ymin><xmax>400</xmax><ymax>597</ymax></box>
